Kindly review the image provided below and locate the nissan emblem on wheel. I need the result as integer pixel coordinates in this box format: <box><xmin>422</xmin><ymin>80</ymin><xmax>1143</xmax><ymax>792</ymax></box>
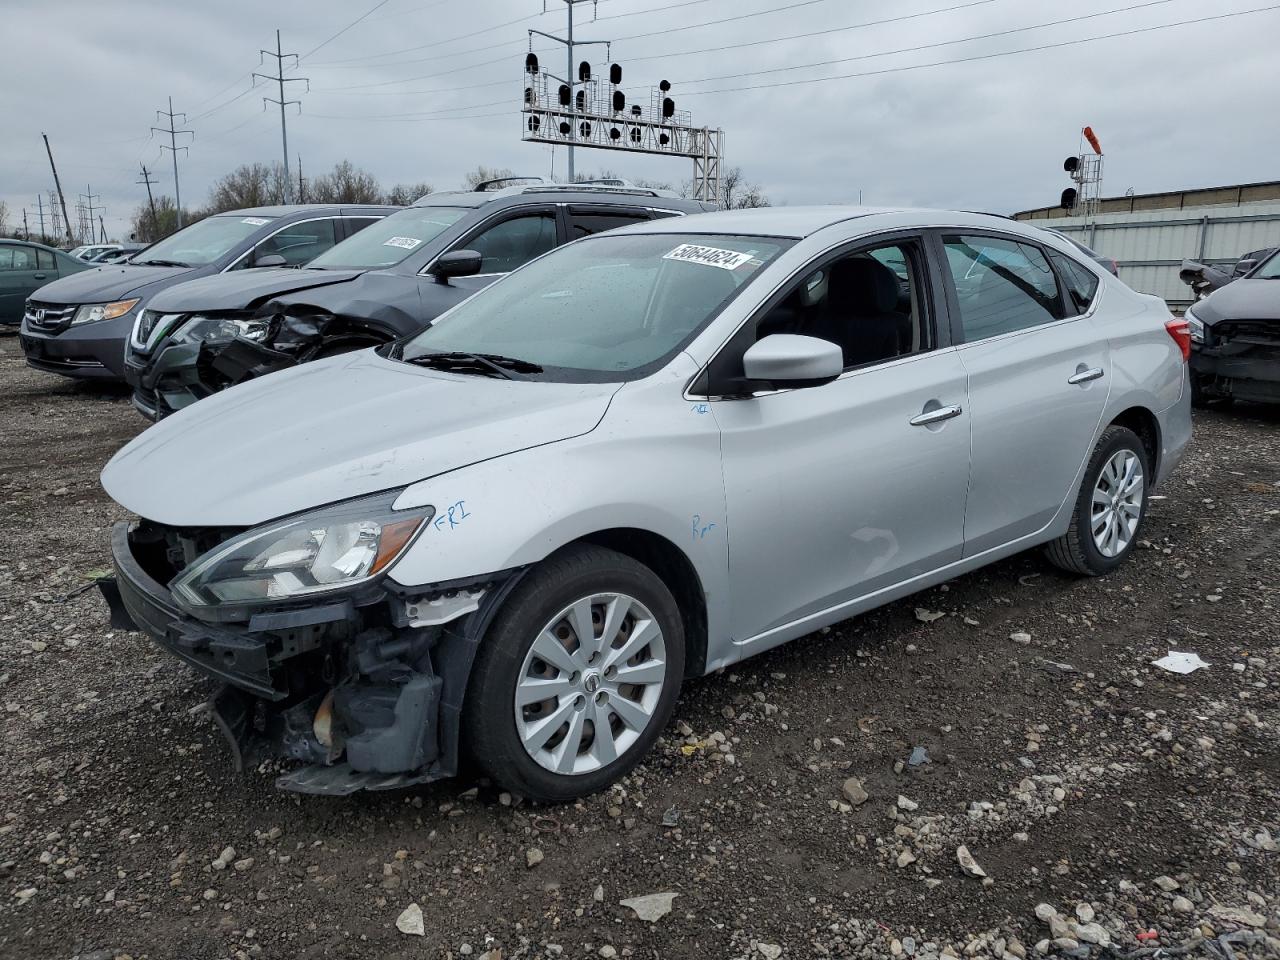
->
<box><xmin>96</xmin><ymin>208</ymin><xmax>1192</xmax><ymax>800</ymax></box>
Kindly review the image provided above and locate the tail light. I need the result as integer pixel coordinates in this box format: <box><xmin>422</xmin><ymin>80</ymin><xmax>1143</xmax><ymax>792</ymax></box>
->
<box><xmin>1165</xmin><ymin>317</ymin><xmax>1191</xmax><ymax>361</ymax></box>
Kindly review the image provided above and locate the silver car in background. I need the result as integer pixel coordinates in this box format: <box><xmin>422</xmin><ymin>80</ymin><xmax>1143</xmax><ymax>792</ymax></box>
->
<box><xmin>98</xmin><ymin>207</ymin><xmax>1192</xmax><ymax>801</ymax></box>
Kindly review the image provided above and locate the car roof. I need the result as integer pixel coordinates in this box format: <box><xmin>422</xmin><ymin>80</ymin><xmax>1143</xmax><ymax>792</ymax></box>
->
<box><xmin>413</xmin><ymin>184</ymin><xmax>711</xmax><ymax>213</ymax></box>
<box><xmin>213</xmin><ymin>203</ymin><xmax>401</xmax><ymax>217</ymax></box>
<box><xmin>0</xmin><ymin>237</ymin><xmax>75</xmax><ymax>254</ymax></box>
<box><xmin>607</xmin><ymin>206</ymin><xmax>1088</xmax><ymax>242</ymax></box>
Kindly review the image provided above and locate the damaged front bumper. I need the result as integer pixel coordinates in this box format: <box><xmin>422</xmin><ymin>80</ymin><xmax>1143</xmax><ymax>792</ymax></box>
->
<box><xmin>1191</xmin><ymin>322</ymin><xmax>1280</xmax><ymax>403</ymax></box>
<box><xmin>100</xmin><ymin>521</ymin><xmax>518</xmax><ymax>795</ymax></box>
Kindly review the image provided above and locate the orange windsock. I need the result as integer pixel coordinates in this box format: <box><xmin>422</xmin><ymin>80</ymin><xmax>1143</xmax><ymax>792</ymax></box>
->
<box><xmin>1083</xmin><ymin>125</ymin><xmax>1102</xmax><ymax>155</ymax></box>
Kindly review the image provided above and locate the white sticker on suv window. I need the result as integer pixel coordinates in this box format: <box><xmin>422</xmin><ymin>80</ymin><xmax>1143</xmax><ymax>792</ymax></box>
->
<box><xmin>663</xmin><ymin>243</ymin><xmax>754</xmax><ymax>270</ymax></box>
<box><xmin>384</xmin><ymin>236</ymin><xmax>423</xmax><ymax>250</ymax></box>
<box><xmin>241</xmin><ymin>217</ymin><xmax>270</xmax><ymax>226</ymax></box>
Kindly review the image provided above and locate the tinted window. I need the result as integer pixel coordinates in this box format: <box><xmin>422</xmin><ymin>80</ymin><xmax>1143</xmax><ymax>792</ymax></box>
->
<box><xmin>0</xmin><ymin>246</ymin><xmax>37</xmax><ymax>271</ymax></box>
<box><xmin>307</xmin><ymin>206</ymin><xmax>467</xmax><ymax>270</ymax></box>
<box><xmin>1048</xmin><ymin>250</ymin><xmax>1100</xmax><ymax>316</ymax></box>
<box><xmin>342</xmin><ymin>216</ymin><xmax>382</xmax><ymax>238</ymax></box>
<box><xmin>465</xmin><ymin>214</ymin><xmax>557</xmax><ymax>273</ymax></box>
<box><xmin>943</xmin><ymin>235</ymin><xmax>1064</xmax><ymax>341</ymax></box>
<box><xmin>568</xmin><ymin>210</ymin><xmax>651</xmax><ymax>239</ymax></box>
<box><xmin>37</xmin><ymin>249</ymin><xmax>56</xmax><ymax>271</ymax></box>
<box><xmin>403</xmin><ymin>233</ymin><xmax>789</xmax><ymax>380</ymax></box>
<box><xmin>755</xmin><ymin>241</ymin><xmax>929</xmax><ymax>370</ymax></box>
<box><xmin>248</xmin><ymin>219</ymin><xmax>338</xmax><ymax>267</ymax></box>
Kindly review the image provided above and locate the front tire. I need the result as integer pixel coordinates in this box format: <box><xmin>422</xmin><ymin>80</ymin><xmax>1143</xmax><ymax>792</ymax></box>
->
<box><xmin>463</xmin><ymin>545</ymin><xmax>685</xmax><ymax>802</ymax></box>
<box><xmin>1045</xmin><ymin>425</ymin><xmax>1149</xmax><ymax>577</ymax></box>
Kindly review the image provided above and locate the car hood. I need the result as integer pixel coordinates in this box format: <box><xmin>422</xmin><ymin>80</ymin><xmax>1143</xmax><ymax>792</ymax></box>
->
<box><xmin>102</xmin><ymin>349</ymin><xmax>620</xmax><ymax>527</ymax></box>
<box><xmin>1195</xmin><ymin>278</ymin><xmax>1280</xmax><ymax>323</ymax></box>
<box><xmin>146</xmin><ymin>267</ymin><xmax>365</xmax><ymax>314</ymax></box>
<box><xmin>29</xmin><ymin>264</ymin><xmax>192</xmax><ymax>305</ymax></box>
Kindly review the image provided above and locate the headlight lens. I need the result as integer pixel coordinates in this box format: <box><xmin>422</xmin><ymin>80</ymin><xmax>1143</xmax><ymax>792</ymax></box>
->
<box><xmin>1184</xmin><ymin>305</ymin><xmax>1205</xmax><ymax>343</ymax></box>
<box><xmin>170</xmin><ymin>314</ymin><xmax>272</xmax><ymax>346</ymax></box>
<box><xmin>171</xmin><ymin>493</ymin><xmax>433</xmax><ymax>608</ymax></box>
<box><xmin>72</xmin><ymin>298</ymin><xmax>140</xmax><ymax>325</ymax></box>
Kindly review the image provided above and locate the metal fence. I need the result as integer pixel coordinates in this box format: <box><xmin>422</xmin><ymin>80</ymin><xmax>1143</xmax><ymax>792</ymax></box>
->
<box><xmin>1016</xmin><ymin>202</ymin><xmax>1280</xmax><ymax>308</ymax></box>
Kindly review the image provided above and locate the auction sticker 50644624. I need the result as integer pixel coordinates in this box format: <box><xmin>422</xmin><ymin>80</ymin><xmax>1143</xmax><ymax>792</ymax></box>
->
<box><xmin>663</xmin><ymin>243</ymin><xmax>755</xmax><ymax>270</ymax></box>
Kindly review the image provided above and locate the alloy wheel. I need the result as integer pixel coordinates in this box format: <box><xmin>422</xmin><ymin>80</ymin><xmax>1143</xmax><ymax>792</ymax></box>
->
<box><xmin>514</xmin><ymin>592</ymin><xmax>667</xmax><ymax>775</ymax></box>
<box><xmin>1091</xmin><ymin>448</ymin><xmax>1144</xmax><ymax>558</ymax></box>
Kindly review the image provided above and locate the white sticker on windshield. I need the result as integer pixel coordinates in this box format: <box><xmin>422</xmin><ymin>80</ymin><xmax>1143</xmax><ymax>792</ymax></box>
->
<box><xmin>241</xmin><ymin>217</ymin><xmax>270</xmax><ymax>226</ymax></box>
<box><xmin>384</xmin><ymin>236</ymin><xmax>423</xmax><ymax>250</ymax></box>
<box><xmin>663</xmin><ymin>243</ymin><xmax>754</xmax><ymax>271</ymax></box>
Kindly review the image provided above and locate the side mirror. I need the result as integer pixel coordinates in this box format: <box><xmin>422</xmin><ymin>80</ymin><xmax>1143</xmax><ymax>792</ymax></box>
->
<box><xmin>430</xmin><ymin>249</ymin><xmax>483</xmax><ymax>284</ymax></box>
<box><xmin>741</xmin><ymin>334</ymin><xmax>843</xmax><ymax>389</ymax></box>
<box><xmin>1233</xmin><ymin>258</ymin><xmax>1257</xmax><ymax>277</ymax></box>
<box><xmin>253</xmin><ymin>253</ymin><xmax>288</xmax><ymax>269</ymax></box>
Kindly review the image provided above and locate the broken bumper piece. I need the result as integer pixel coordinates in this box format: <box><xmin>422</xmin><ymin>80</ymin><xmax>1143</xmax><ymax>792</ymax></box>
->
<box><xmin>103</xmin><ymin>520</ymin><xmax>512</xmax><ymax>794</ymax></box>
<box><xmin>1191</xmin><ymin>327</ymin><xmax>1280</xmax><ymax>403</ymax></box>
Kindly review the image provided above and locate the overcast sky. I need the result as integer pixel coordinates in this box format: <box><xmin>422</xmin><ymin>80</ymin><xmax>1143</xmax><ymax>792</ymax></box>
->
<box><xmin>3</xmin><ymin>0</ymin><xmax>1278</xmax><ymax>240</ymax></box>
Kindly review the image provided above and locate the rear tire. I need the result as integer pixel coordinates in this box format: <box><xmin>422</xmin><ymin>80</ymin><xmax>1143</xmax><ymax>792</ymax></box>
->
<box><xmin>1045</xmin><ymin>425</ymin><xmax>1149</xmax><ymax>577</ymax></box>
<box><xmin>463</xmin><ymin>545</ymin><xmax>685</xmax><ymax>802</ymax></box>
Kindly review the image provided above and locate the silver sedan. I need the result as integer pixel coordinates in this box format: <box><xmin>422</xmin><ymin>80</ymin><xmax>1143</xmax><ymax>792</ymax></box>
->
<box><xmin>100</xmin><ymin>207</ymin><xmax>1192</xmax><ymax>801</ymax></box>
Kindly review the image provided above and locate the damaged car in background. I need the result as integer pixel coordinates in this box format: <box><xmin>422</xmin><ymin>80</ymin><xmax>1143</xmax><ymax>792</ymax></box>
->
<box><xmin>125</xmin><ymin>180</ymin><xmax>711</xmax><ymax>419</ymax></box>
<box><xmin>1179</xmin><ymin>245</ymin><xmax>1277</xmax><ymax>301</ymax></box>
<box><xmin>97</xmin><ymin>208</ymin><xmax>1190</xmax><ymax>800</ymax></box>
<box><xmin>1186</xmin><ymin>247</ymin><xmax>1280</xmax><ymax>404</ymax></box>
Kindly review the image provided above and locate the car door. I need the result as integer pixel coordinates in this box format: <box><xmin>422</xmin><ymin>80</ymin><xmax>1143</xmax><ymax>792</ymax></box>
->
<box><xmin>704</xmin><ymin>233</ymin><xmax>972</xmax><ymax>644</ymax></box>
<box><xmin>936</xmin><ymin>231</ymin><xmax>1111</xmax><ymax>556</ymax></box>
<box><xmin>437</xmin><ymin>206</ymin><xmax>560</xmax><ymax>299</ymax></box>
<box><xmin>0</xmin><ymin>244</ymin><xmax>47</xmax><ymax>324</ymax></box>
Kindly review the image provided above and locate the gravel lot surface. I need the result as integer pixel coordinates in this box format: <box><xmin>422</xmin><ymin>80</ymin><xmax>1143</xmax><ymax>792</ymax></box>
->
<box><xmin>1</xmin><ymin>332</ymin><xmax>1277</xmax><ymax>960</ymax></box>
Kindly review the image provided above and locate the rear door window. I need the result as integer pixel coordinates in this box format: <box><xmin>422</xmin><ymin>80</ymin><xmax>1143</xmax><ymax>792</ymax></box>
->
<box><xmin>37</xmin><ymin>249</ymin><xmax>56</xmax><ymax>271</ymax></box>
<box><xmin>567</xmin><ymin>208</ymin><xmax>652</xmax><ymax>240</ymax></box>
<box><xmin>1047</xmin><ymin>250</ymin><xmax>1100</xmax><ymax>316</ymax></box>
<box><xmin>251</xmin><ymin>218</ymin><xmax>339</xmax><ymax>266</ymax></box>
<box><xmin>942</xmin><ymin>235</ymin><xmax>1065</xmax><ymax>342</ymax></box>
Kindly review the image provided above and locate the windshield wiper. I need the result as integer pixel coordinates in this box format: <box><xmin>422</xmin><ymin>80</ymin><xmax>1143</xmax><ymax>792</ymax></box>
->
<box><xmin>136</xmin><ymin>258</ymin><xmax>192</xmax><ymax>268</ymax></box>
<box><xmin>403</xmin><ymin>351</ymin><xmax>543</xmax><ymax>379</ymax></box>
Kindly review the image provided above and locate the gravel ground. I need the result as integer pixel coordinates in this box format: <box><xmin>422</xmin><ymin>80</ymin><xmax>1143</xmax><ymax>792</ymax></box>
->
<box><xmin>1</xmin><ymin>330</ymin><xmax>1277</xmax><ymax>960</ymax></box>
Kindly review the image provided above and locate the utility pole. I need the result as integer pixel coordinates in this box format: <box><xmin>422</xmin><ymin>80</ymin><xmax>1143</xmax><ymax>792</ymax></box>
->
<box><xmin>81</xmin><ymin>185</ymin><xmax>101</xmax><ymax>240</ymax></box>
<box><xmin>530</xmin><ymin>1</ymin><xmax>609</xmax><ymax>183</ymax></box>
<box><xmin>42</xmin><ymin>133</ymin><xmax>75</xmax><ymax>247</ymax></box>
<box><xmin>297</xmin><ymin>156</ymin><xmax>305</xmax><ymax>203</ymax></box>
<box><xmin>137</xmin><ymin>164</ymin><xmax>159</xmax><ymax>241</ymax></box>
<box><xmin>152</xmin><ymin>97</ymin><xmax>193</xmax><ymax>229</ymax></box>
<box><xmin>254</xmin><ymin>30</ymin><xmax>308</xmax><ymax>203</ymax></box>
<box><xmin>36</xmin><ymin>195</ymin><xmax>46</xmax><ymax>242</ymax></box>
<box><xmin>23</xmin><ymin>208</ymin><xmax>30</xmax><ymax>241</ymax></box>
<box><xmin>99</xmin><ymin>215</ymin><xmax>108</xmax><ymax>244</ymax></box>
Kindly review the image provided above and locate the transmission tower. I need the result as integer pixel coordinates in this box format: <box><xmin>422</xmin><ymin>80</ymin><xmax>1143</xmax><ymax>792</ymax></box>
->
<box><xmin>254</xmin><ymin>30</ymin><xmax>309</xmax><ymax>202</ymax></box>
<box><xmin>152</xmin><ymin>97</ymin><xmax>193</xmax><ymax>229</ymax></box>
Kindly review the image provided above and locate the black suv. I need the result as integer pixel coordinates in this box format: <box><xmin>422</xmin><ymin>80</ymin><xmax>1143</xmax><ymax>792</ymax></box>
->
<box><xmin>125</xmin><ymin>181</ymin><xmax>714</xmax><ymax>418</ymax></box>
<box><xmin>20</xmin><ymin>204</ymin><xmax>397</xmax><ymax>382</ymax></box>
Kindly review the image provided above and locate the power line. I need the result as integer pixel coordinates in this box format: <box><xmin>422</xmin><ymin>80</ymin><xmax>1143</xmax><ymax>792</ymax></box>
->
<box><xmin>679</xmin><ymin>3</ymin><xmax>1280</xmax><ymax>96</ymax></box>
<box><xmin>307</xmin><ymin>107</ymin><xmax>514</xmax><ymax>124</ymax></box>
<box><xmin>308</xmin><ymin>97</ymin><xmax>511</xmax><ymax>120</ymax></box>
<box><xmin>311</xmin><ymin>10</ymin><xmax>543</xmax><ymax>65</ymax></box>
<box><xmin>672</xmin><ymin>0</ymin><xmax>1180</xmax><ymax>87</ymax></box>
<box><xmin>299</xmin><ymin>0</ymin><xmax>396</xmax><ymax>60</ymax></box>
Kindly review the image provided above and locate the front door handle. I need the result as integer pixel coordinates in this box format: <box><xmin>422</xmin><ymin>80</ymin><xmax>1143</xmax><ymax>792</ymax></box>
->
<box><xmin>909</xmin><ymin>403</ymin><xmax>963</xmax><ymax>427</ymax></box>
<box><xmin>1068</xmin><ymin>366</ymin><xmax>1104</xmax><ymax>385</ymax></box>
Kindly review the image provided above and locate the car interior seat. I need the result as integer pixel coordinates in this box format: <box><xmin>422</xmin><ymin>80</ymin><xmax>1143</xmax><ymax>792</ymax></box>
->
<box><xmin>810</xmin><ymin>257</ymin><xmax>906</xmax><ymax>367</ymax></box>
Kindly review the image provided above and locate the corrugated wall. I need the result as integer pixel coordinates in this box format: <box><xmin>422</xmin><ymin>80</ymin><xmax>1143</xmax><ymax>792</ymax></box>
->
<box><xmin>1018</xmin><ymin>202</ymin><xmax>1280</xmax><ymax>307</ymax></box>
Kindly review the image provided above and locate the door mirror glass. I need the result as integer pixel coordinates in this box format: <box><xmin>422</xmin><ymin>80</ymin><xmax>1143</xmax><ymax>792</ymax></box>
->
<box><xmin>742</xmin><ymin>334</ymin><xmax>842</xmax><ymax>387</ymax></box>
<box><xmin>430</xmin><ymin>249</ymin><xmax>483</xmax><ymax>282</ymax></box>
<box><xmin>252</xmin><ymin>253</ymin><xmax>288</xmax><ymax>269</ymax></box>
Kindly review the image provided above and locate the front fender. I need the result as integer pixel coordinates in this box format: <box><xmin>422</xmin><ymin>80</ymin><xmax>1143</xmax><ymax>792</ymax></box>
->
<box><xmin>387</xmin><ymin>357</ymin><xmax>734</xmax><ymax>671</ymax></box>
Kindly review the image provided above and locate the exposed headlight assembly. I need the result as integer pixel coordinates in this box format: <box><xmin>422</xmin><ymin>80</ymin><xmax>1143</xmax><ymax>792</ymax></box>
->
<box><xmin>1184</xmin><ymin>304</ymin><xmax>1205</xmax><ymax>344</ymax></box>
<box><xmin>72</xmin><ymin>298</ymin><xmax>140</xmax><ymax>325</ymax></box>
<box><xmin>171</xmin><ymin>493</ymin><xmax>433</xmax><ymax>608</ymax></box>
<box><xmin>170</xmin><ymin>314</ymin><xmax>272</xmax><ymax>346</ymax></box>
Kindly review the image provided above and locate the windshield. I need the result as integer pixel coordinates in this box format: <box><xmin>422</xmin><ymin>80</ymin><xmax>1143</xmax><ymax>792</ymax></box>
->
<box><xmin>135</xmin><ymin>215</ymin><xmax>277</xmax><ymax>267</ymax></box>
<box><xmin>307</xmin><ymin>206</ymin><xmax>467</xmax><ymax>270</ymax></box>
<box><xmin>401</xmin><ymin>232</ymin><xmax>792</xmax><ymax>381</ymax></box>
<box><xmin>1254</xmin><ymin>248</ymin><xmax>1280</xmax><ymax>279</ymax></box>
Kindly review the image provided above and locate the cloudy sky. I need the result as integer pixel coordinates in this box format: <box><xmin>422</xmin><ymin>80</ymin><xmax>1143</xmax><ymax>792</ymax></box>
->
<box><xmin>3</xmin><ymin>0</ymin><xmax>1278</xmax><ymax>240</ymax></box>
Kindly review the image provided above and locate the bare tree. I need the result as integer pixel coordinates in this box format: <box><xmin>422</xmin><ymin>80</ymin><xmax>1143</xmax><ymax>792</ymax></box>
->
<box><xmin>308</xmin><ymin>161</ymin><xmax>383</xmax><ymax>204</ymax></box>
<box><xmin>681</xmin><ymin>165</ymin><xmax>770</xmax><ymax>209</ymax></box>
<box><xmin>463</xmin><ymin>165</ymin><xmax>517</xmax><ymax>190</ymax></box>
<box><xmin>208</xmin><ymin>163</ymin><xmax>288</xmax><ymax>212</ymax></box>
<box><xmin>383</xmin><ymin>182</ymin><xmax>434</xmax><ymax>206</ymax></box>
<box><xmin>0</xmin><ymin>200</ymin><xmax>9</xmax><ymax>237</ymax></box>
<box><xmin>131</xmin><ymin>196</ymin><xmax>199</xmax><ymax>241</ymax></box>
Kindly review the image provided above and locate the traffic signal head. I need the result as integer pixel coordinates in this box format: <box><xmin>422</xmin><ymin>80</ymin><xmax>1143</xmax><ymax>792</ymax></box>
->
<box><xmin>1060</xmin><ymin>187</ymin><xmax>1078</xmax><ymax>210</ymax></box>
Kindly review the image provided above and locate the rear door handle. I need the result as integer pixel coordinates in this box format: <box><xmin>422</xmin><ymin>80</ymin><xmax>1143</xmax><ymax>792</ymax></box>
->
<box><xmin>909</xmin><ymin>403</ymin><xmax>963</xmax><ymax>427</ymax></box>
<box><xmin>1068</xmin><ymin>366</ymin><xmax>1104</xmax><ymax>385</ymax></box>
<box><xmin>33</xmin><ymin>273</ymin><xmax>46</xmax><ymax>280</ymax></box>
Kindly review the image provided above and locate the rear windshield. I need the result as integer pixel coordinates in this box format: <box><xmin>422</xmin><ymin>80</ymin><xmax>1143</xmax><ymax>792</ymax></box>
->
<box><xmin>133</xmin><ymin>215</ymin><xmax>277</xmax><ymax>267</ymax></box>
<box><xmin>307</xmin><ymin>206</ymin><xmax>467</xmax><ymax>270</ymax></box>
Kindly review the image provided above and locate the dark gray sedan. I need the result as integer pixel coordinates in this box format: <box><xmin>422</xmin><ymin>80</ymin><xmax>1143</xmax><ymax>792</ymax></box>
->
<box><xmin>0</xmin><ymin>239</ymin><xmax>91</xmax><ymax>326</ymax></box>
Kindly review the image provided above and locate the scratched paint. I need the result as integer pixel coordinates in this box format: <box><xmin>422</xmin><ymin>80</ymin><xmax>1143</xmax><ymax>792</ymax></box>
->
<box><xmin>432</xmin><ymin>500</ymin><xmax>472</xmax><ymax>532</ymax></box>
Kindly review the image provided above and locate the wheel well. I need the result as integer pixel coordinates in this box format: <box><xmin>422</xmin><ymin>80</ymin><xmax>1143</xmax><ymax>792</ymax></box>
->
<box><xmin>573</xmin><ymin>528</ymin><xmax>708</xmax><ymax>678</ymax></box>
<box><xmin>1109</xmin><ymin>406</ymin><xmax>1161</xmax><ymax>481</ymax></box>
